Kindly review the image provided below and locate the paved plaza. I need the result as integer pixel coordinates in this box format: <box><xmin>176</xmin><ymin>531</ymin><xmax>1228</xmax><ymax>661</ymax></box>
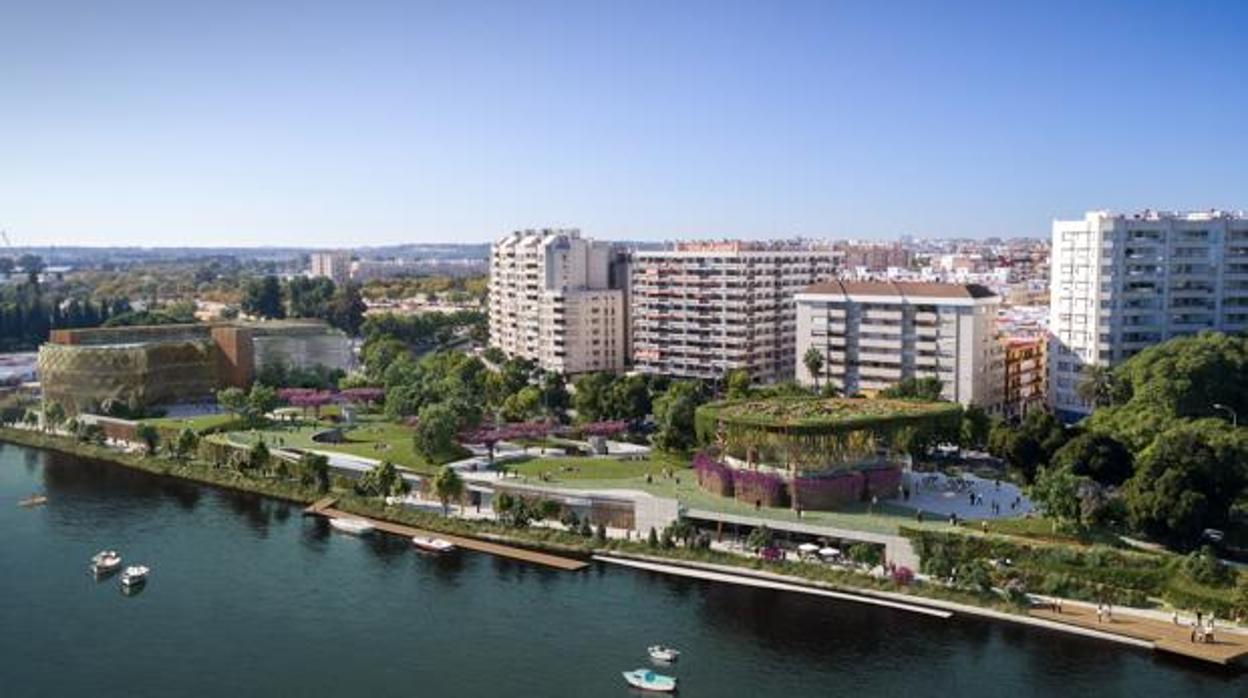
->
<box><xmin>895</xmin><ymin>470</ymin><xmax>1034</xmax><ymax>520</ymax></box>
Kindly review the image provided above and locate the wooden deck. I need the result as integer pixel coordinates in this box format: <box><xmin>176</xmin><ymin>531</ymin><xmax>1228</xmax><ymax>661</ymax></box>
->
<box><xmin>304</xmin><ymin>498</ymin><xmax>588</xmax><ymax>571</ymax></box>
<box><xmin>1030</xmin><ymin>603</ymin><xmax>1248</xmax><ymax>666</ymax></box>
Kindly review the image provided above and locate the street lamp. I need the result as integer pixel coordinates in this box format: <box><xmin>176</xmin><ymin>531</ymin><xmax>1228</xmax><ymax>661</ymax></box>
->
<box><xmin>1212</xmin><ymin>403</ymin><xmax>1238</xmax><ymax>427</ymax></box>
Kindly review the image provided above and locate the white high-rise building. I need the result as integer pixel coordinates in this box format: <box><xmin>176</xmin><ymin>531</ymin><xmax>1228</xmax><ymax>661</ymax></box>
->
<box><xmin>488</xmin><ymin>229</ymin><xmax>628</xmax><ymax>374</ymax></box>
<box><xmin>309</xmin><ymin>251</ymin><xmax>352</xmax><ymax>286</ymax></box>
<box><xmin>631</xmin><ymin>241</ymin><xmax>840</xmax><ymax>383</ymax></box>
<box><xmin>793</xmin><ymin>281</ymin><xmax>1003</xmax><ymax>408</ymax></box>
<box><xmin>1049</xmin><ymin>210</ymin><xmax>1248</xmax><ymax>420</ymax></box>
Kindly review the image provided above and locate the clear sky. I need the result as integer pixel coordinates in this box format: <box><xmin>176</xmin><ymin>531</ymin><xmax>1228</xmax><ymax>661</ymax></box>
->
<box><xmin>2</xmin><ymin>0</ymin><xmax>1245</xmax><ymax>247</ymax></box>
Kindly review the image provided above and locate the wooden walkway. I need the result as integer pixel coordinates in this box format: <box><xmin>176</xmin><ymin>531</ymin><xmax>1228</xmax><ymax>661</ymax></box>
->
<box><xmin>303</xmin><ymin>498</ymin><xmax>588</xmax><ymax>571</ymax></box>
<box><xmin>1031</xmin><ymin>603</ymin><xmax>1248</xmax><ymax>666</ymax></box>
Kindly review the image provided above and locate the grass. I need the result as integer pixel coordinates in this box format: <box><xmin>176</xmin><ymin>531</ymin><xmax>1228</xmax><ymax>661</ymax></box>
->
<box><xmin>143</xmin><ymin>413</ymin><xmax>240</xmax><ymax>433</ymax></box>
<box><xmin>503</xmin><ymin>451</ymin><xmax>953</xmax><ymax>536</ymax></box>
<box><xmin>221</xmin><ymin>414</ymin><xmax>466</xmax><ymax>475</ymax></box>
<box><xmin>976</xmin><ymin>515</ymin><xmax>1126</xmax><ymax>548</ymax></box>
<box><xmin>506</xmin><ymin>454</ymin><xmax>681</xmax><ymax>481</ymax></box>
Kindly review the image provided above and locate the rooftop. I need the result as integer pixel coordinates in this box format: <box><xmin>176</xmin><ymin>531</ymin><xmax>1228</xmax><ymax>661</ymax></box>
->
<box><xmin>698</xmin><ymin>396</ymin><xmax>961</xmax><ymax>434</ymax></box>
<box><xmin>800</xmin><ymin>279</ymin><xmax>997</xmax><ymax>300</ymax></box>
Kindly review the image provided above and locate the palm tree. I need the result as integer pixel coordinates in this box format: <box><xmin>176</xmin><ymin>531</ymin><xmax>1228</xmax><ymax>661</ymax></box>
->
<box><xmin>432</xmin><ymin>466</ymin><xmax>464</xmax><ymax>516</ymax></box>
<box><xmin>803</xmin><ymin>346</ymin><xmax>825</xmax><ymax>392</ymax></box>
<box><xmin>1076</xmin><ymin>364</ymin><xmax>1116</xmax><ymax>408</ymax></box>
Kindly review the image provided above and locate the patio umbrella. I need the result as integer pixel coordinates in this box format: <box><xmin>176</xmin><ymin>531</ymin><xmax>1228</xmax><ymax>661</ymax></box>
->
<box><xmin>798</xmin><ymin>543</ymin><xmax>820</xmax><ymax>554</ymax></box>
<box><xmin>819</xmin><ymin>547</ymin><xmax>840</xmax><ymax>557</ymax></box>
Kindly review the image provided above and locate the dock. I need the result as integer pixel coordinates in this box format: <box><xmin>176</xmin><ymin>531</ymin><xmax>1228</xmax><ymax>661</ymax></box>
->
<box><xmin>304</xmin><ymin>497</ymin><xmax>588</xmax><ymax>571</ymax></box>
<box><xmin>1031</xmin><ymin>603</ymin><xmax>1248</xmax><ymax>666</ymax></box>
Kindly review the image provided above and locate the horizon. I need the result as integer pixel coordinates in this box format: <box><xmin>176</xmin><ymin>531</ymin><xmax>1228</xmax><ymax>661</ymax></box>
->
<box><xmin>3</xmin><ymin>1</ymin><xmax>1246</xmax><ymax>247</ymax></box>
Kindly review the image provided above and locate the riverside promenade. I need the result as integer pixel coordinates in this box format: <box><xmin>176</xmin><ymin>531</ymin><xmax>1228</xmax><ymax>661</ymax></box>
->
<box><xmin>304</xmin><ymin>498</ymin><xmax>589</xmax><ymax>571</ymax></box>
<box><xmin>1030</xmin><ymin>600</ymin><xmax>1248</xmax><ymax>666</ymax></box>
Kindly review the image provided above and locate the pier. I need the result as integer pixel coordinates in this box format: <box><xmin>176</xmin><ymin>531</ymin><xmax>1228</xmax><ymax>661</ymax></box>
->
<box><xmin>1030</xmin><ymin>603</ymin><xmax>1248</xmax><ymax>666</ymax></box>
<box><xmin>304</xmin><ymin>498</ymin><xmax>589</xmax><ymax>571</ymax></box>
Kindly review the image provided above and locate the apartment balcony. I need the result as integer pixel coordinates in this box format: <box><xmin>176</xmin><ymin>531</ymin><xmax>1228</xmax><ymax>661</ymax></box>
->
<box><xmin>859</xmin><ymin>365</ymin><xmax>903</xmax><ymax>379</ymax></box>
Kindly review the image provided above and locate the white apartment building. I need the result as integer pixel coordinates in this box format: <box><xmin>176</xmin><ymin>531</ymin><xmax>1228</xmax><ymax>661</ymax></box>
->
<box><xmin>631</xmin><ymin>242</ymin><xmax>840</xmax><ymax>383</ymax></box>
<box><xmin>794</xmin><ymin>281</ymin><xmax>1003</xmax><ymax>408</ymax></box>
<box><xmin>309</xmin><ymin>251</ymin><xmax>352</xmax><ymax>286</ymax></box>
<box><xmin>1049</xmin><ymin>210</ymin><xmax>1248</xmax><ymax>420</ymax></box>
<box><xmin>488</xmin><ymin>229</ymin><xmax>628</xmax><ymax>374</ymax></box>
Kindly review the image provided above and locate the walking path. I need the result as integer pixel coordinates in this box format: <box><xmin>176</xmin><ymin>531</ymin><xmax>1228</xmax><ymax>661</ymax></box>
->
<box><xmin>595</xmin><ymin>554</ymin><xmax>952</xmax><ymax>618</ymax></box>
<box><xmin>1029</xmin><ymin>599</ymin><xmax>1248</xmax><ymax>666</ymax></box>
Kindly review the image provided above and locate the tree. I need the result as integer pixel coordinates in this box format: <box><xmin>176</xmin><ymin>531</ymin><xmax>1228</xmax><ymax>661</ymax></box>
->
<box><xmin>880</xmin><ymin>376</ymin><xmax>944</xmax><ymax>401</ymax></box>
<box><xmin>247</xmin><ymin>384</ymin><xmax>279</xmax><ymax>419</ymax></box>
<box><xmin>651</xmin><ymin>381</ymin><xmax>703</xmax><ymax>452</ymax></box>
<box><xmin>136</xmin><ymin>424</ymin><xmax>160</xmax><ymax>455</ymax></box>
<box><xmin>1122</xmin><ymin>419</ymin><xmax>1248</xmax><ymax>548</ymax></box>
<box><xmin>356</xmin><ymin>460</ymin><xmax>404</xmax><ymax>497</ymax></box>
<box><xmin>217</xmin><ymin>387</ymin><xmax>250</xmax><ymax>420</ymax></box>
<box><xmin>572</xmin><ymin>372</ymin><xmax>614</xmax><ymax>422</ymax></box>
<box><xmin>42</xmin><ymin>401</ymin><xmax>65</xmax><ymax>432</ymax></box>
<box><xmin>1049</xmin><ymin>432</ymin><xmax>1134</xmax><ymax>487</ymax></box>
<box><xmin>174</xmin><ymin>428</ymin><xmax>199</xmax><ymax>460</ymax></box>
<box><xmin>432</xmin><ymin>466</ymin><xmax>464</xmax><ymax>516</ymax></box>
<box><xmin>745</xmin><ymin>525</ymin><xmax>774</xmax><ymax>552</ymax></box>
<box><xmin>802</xmin><ymin>346</ymin><xmax>825</xmax><ymax>392</ymax></box>
<box><xmin>327</xmin><ymin>283</ymin><xmax>368</xmax><ymax>336</ymax></box>
<box><xmin>1085</xmin><ymin>333</ymin><xmax>1248</xmax><ymax>453</ymax></box>
<box><xmin>1075</xmin><ymin>364</ymin><xmax>1120</xmax><ymax>409</ymax></box>
<box><xmin>414</xmin><ymin>403</ymin><xmax>459</xmax><ymax>460</ymax></box>
<box><xmin>286</xmin><ymin>276</ymin><xmax>336</xmax><ymax>319</ymax></box>
<box><xmin>241</xmin><ymin>275</ymin><xmax>285</xmax><ymax>319</ymax></box>
<box><xmin>1030</xmin><ymin>465</ymin><xmax>1084</xmax><ymax>528</ymax></box>
<box><xmin>298</xmin><ymin>452</ymin><xmax>331</xmax><ymax>493</ymax></box>
<box><xmin>960</xmin><ymin>406</ymin><xmax>991</xmax><ymax>450</ymax></box>
<box><xmin>247</xmin><ymin>440</ymin><xmax>270</xmax><ymax>472</ymax></box>
<box><xmin>608</xmin><ymin>374</ymin><xmax>651</xmax><ymax>421</ymax></box>
<box><xmin>725</xmin><ymin>369</ymin><xmax>752</xmax><ymax>400</ymax></box>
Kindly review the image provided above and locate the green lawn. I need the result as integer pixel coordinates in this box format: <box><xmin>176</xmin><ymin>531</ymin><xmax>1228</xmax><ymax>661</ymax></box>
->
<box><xmin>507</xmin><ymin>453</ymin><xmax>685</xmax><ymax>481</ymax></box>
<box><xmin>221</xmin><ymin>415</ymin><xmax>465</xmax><ymax>475</ymax></box>
<box><xmin>502</xmin><ymin>452</ymin><xmax>952</xmax><ymax>536</ymax></box>
<box><xmin>143</xmin><ymin>413</ymin><xmax>240</xmax><ymax>433</ymax></box>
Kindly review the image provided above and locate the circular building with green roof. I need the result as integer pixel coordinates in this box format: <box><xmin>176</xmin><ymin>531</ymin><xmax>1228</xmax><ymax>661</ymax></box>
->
<box><xmin>693</xmin><ymin>396</ymin><xmax>961</xmax><ymax>511</ymax></box>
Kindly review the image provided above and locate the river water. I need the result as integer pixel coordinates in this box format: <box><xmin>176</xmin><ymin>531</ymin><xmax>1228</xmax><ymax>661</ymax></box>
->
<box><xmin>0</xmin><ymin>444</ymin><xmax>1237</xmax><ymax>697</ymax></box>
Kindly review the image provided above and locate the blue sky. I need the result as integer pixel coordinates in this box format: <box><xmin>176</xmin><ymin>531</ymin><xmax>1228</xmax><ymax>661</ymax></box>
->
<box><xmin>1</xmin><ymin>0</ymin><xmax>1245</xmax><ymax>247</ymax></box>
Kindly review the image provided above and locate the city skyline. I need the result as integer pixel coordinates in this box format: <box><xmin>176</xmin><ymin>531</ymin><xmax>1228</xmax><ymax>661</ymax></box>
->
<box><xmin>3</xmin><ymin>1</ymin><xmax>1247</xmax><ymax>247</ymax></box>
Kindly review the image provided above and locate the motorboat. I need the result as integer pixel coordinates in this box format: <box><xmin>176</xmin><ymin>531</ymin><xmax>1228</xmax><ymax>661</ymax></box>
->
<box><xmin>411</xmin><ymin>536</ymin><xmax>456</xmax><ymax>553</ymax></box>
<box><xmin>647</xmin><ymin>645</ymin><xmax>680</xmax><ymax>662</ymax></box>
<box><xmin>18</xmin><ymin>494</ymin><xmax>47</xmax><ymax>507</ymax></box>
<box><xmin>90</xmin><ymin>550</ymin><xmax>123</xmax><ymax>576</ymax></box>
<box><xmin>329</xmin><ymin>517</ymin><xmax>376</xmax><ymax>535</ymax></box>
<box><xmin>119</xmin><ymin>565</ymin><xmax>149</xmax><ymax>588</ymax></box>
<box><xmin>622</xmin><ymin>669</ymin><xmax>677</xmax><ymax>692</ymax></box>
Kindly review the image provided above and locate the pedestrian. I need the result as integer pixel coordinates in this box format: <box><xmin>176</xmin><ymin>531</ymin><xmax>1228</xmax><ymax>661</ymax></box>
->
<box><xmin>1172</xmin><ymin>611</ymin><xmax>1180</xmax><ymax>625</ymax></box>
<box><xmin>1096</xmin><ymin>604</ymin><xmax>1103</xmax><ymax>623</ymax></box>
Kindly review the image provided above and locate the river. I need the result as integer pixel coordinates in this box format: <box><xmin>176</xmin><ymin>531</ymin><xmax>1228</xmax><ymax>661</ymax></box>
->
<box><xmin>0</xmin><ymin>444</ymin><xmax>1236</xmax><ymax>697</ymax></box>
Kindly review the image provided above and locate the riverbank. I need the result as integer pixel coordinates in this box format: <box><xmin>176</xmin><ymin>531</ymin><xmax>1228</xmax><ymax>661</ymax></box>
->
<box><xmin>4</xmin><ymin>426</ymin><xmax>1244</xmax><ymax>669</ymax></box>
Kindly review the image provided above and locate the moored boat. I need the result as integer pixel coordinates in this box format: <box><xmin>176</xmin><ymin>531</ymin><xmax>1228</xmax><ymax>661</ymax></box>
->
<box><xmin>622</xmin><ymin>669</ymin><xmax>677</xmax><ymax>692</ymax></box>
<box><xmin>119</xmin><ymin>565</ymin><xmax>149</xmax><ymax>588</ymax></box>
<box><xmin>647</xmin><ymin>645</ymin><xmax>680</xmax><ymax>662</ymax></box>
<box><xmin>18</xmin><ymin>494</ymin><xmax>47</xmax><ymax>508</ymax></box>
<box><xmin>90</xmin><ymin>550</ymin><xmax>123</xmax><ymax>576</ymax></box>
<box><xmin>411</xmin><ymin>536</ymin><xmax>456</xmax><ymax>553</ymax></box>
<box><xmin>329</xmin><ymin>517</ymin><xmax>376</xmax><ymax>535</ymax></box>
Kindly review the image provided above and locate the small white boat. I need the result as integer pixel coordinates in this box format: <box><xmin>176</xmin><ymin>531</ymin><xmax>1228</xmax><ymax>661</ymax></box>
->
<box><xmin>622</xmin><ymin>669</ymin><xmax>677</xmax><ymax>692</ymax></box>
<box><xmin>329</xmin><ymin>517</ymin><xmax>376</xmax><ymax>535</ymax></box>
<box><xmin>19</xmin><ymin>494</ymin><xmax>47</xmax><ymax>508</ymax></box>
<box><xmin>411</xmin><ymin>536</ymin><xmax>456</xmax><ymax>553</ymax></box>
<box><xmin>90</xmin><ymin>550</ymin><xmax>123</xmax><ymax>576</ymax></box>
<box><xmin>119</xmin><ymin>565</ymin><xmax>149</xmax><ymax>588</ymax></box>
<box><xmin>647</xmin><ymin>645</ymin><xmax>680</xmax><ymax>662</ymax></box>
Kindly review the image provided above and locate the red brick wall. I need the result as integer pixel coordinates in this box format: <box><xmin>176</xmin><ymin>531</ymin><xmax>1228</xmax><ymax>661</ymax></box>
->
<box><xmin>212</xmin><ymin>326</ymin><xmax>254</xmax><ymax>388</ymax></box>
